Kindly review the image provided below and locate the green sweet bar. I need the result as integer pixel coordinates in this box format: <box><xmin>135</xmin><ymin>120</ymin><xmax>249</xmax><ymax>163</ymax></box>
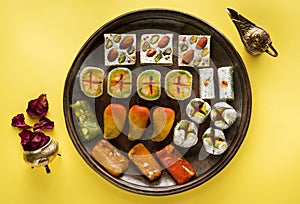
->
<box><xmin>70</xmin><ymin>100</ymin><xmax>101</xmax><ymax>141</ymax></box>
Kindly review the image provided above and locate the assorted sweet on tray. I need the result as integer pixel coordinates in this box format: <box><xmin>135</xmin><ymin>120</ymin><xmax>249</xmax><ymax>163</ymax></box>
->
<box><xmin>70</xmin><ymin>31</ymin><xmax>238</xmax><ymax>185</ymax></box>
<box><xmin>91</xmin><ymin>140</ymin><xmax>129</xmax><ymax>177</ymax></box>
<box><xmin>173</xmin><ymin>120</ymin><xmax>198</xmax><ymax>148</ymax></box>
<box><xmin>199</xmin><ymin>67</ymin><xmax>215</xmax><ymax>99</ymax></box>
<box><xmin>127</xmin><ymin>105</ymin><xmax>150</xmax><ymax>141</ymax></box>
<box><xmin>151</xmin><ymin>107</ymin><xmax>175</xmax><ymax>142</ymax></box>
<box><xmin>70</xmin><ymin>100</ymin><xmax>101</xmax><ymax>141</ymax></box>
<box><xmin>202</xmin><ymin>128</ymin><xmax>228</xmax><ymax>155</ymax></box>
<box><xmin>165</xmin><ymin>70</ymin><xmax>193</xmax><ymax>100</ymax></box>
<box><xmin>186</xmin><ymin>98</ymin><xmax>211</xmax><ymax>124</ymax></box>
<box><xmin>140</xmin><ymin>33</ymin><xmax>173</xmax><ymax>65</ymax></box>
<box><xmin>103</xmin><ymin>104</ymin><xmax>127</xmax><ymax>139</ymax></box>
<box><xmin>107</xmin><ymin>67</ymin><xmax>132</xmax><ymax>98</ymax></box>
<box><xmin>80</xmin><ymin>67</ymin><xmax>104</xmax><ymax>98</ymax></box>
<box><xmin>156</xmin><ymin>144</ymin><xmax>196</xmax><ymax>184</ymax></box>
<box><xmin>178</xmin><ymin>35</ymin><xmax>211</xmax><ymax>67</ymax></box>
<box><xmin>104</xmin><ymin>34</ymin><xmax>136</xmax><ymax>66</ymax></box>
<box><xmin>128</xmin><ymin>143</ymin><xmax>162</xmax><ymax>181</ymax></box>
<box><xmin>218</xmin><ymin>66</ymin><xmax>234</xmax><ymax>100</ymax></box>
<box><xmin>137</xmin><ymin>69</ymin><xmax>161</xmax><ymax>101</ymax></box>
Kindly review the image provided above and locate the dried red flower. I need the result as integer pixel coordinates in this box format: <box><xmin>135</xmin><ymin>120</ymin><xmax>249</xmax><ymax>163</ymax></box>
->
<box><xmin>21</xmin><ymin>130</ymin><xmax>50</xmax><ymax>151</ymax></box>
<box><xmin>19</xmin><ymin>129</ymin><xmax>33</xmax><ymax>146</ymax></box>
<box><xmin>11</xmin><ymin>113</ymin><xmax>31</xmax><ymax>129</ymax></box>
<box><xmin>26</xmin><ymin>94</ymin><xmax>49</xmax><ymax>117</ymax></box>
<box><xmin>33</xmin><ymin>117</ymin><xmax>54</xmax><ymax>131</ymax></box>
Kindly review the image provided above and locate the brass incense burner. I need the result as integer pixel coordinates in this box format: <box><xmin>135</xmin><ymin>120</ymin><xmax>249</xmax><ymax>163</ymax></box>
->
<box><xmin>23</xmin><ymin>139</ymin><xmax>59</xmax><ymax>173</ymax></box>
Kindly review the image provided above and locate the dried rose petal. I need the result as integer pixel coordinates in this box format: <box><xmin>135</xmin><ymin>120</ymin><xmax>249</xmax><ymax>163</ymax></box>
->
<box><xmin>19</xmin><ymin>129</ymin><xmax>33</xmax><ymax>146</ymax></box>
<box><xmin>33</xmin><ymin>117</ymin><xmax>54</xmax><ymax>131</ymax></box>
<box><xmin>11</xmin><ymin>113</ymin><xmax>31</xmax><ymax>129</ymax></box>
<box><xmin>26</xmin><ymin>94</ymin><xmax>49</xmax><ymax>117</ymax></box>
<box><xmin>22</xmin><ymin>130</ymin><xmax>50</xmax><ymax>151</ymax></box>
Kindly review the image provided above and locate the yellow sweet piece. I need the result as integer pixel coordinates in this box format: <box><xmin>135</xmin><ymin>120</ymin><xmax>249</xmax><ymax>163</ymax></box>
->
<box><xmin>103</xmin><ymin>104</ymin><xmax>126</xmax><ymax>139</ymax></box>
<box><xmin>151</xmin><ymin>107</ymin><xmax>175</xmax><ymax>142</ymax></box>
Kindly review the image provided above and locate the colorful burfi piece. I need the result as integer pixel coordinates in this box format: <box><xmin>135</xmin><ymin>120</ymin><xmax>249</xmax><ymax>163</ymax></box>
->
<box><xmin>199</xmin><ymin>68</ymin><xmax>215</xmax><ymax>99</ymax></box>
<box><xmin>156</xmin><ymin>144</ymin><xmax>196</xmax><ymax>185</ymax></box>
<box><xmin>137</xmin><ymin>69</ymin><xmax>161</xmax><ymax>101</ymax></box>
<box><xmin>165</xmin><ymin>70</ymin><xmax>193</xmax><ymax>100</ymax></box>
<box><xmin>107</xmin><ymin>67</ymin><xmax>132</xmax><ymax>98</ymax></box>
<box><xmin>173</xmin><ymin>120</ymin><xmax>198</xmax><ymax>148</ymax></box>
<box><xmin>79</xmin><ymin>67</ymin><xmax>104</xmax><ymax>98</ymax></box>
<box><xmin>178</xmin><ymin>35</ymin><xmax>211</xmax><ymax>67</ymax></box>
<box><xmin>217</xmin><ymin>66</ymin><xmax>234</xmax><ymax>100</ymax></box>
<box><xmin>104</xmin><ymin>33</ymin><xmax>136</xmax><ymax>66</ymax></box>
<box><xmin>186</xmin><ymin>98</ymin><xmax>211</xmax><ymax>124</ymax></box>
<box><xmin>210</xmin><ymin>102</ymin><xmax>237</xmax><ymax>130</ymax></box>
<box><xmin>70</xmin><ymin>100</ymin><xmax>101</xmax><ymax>141</ymax></box>
<box><xmin>202</xmin><ymin>128</ymin><xmax>228</xmax><ymax>155</ymax></box>
<box><xmin>91</xmin><ymin>140</ymin><xmax>129</xmax><ymax>177</ymax></box>
<box><xmin>140</xmin><ymin>33</ymin><xmax>173</xmax><ymax>65</ymax></box>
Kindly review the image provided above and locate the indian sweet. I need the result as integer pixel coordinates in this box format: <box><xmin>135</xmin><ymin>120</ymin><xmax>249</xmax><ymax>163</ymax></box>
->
<box><xmin>103</xmin><ymin>104</ymin><xmax>127</xmax><ymax>139</ymax></box>
<box><xmin>128</xmin><ymin>143</ymin><xmax>162</xmax><ymax>181</ymax></box>
<box><xmin>217</xmin><ymin>66</ymin><xmax>234</xmax><ymax>100</ymax></box>
<box><xmin>80</xmin><ymin>67</ymin><xmax>104</xmax><ymax>98</ymax></box>
<box><xmin>199</xmin><ymin>67</ymin><xmax>215</xmax><ymax>99</ymax></box>
<box><xmin>165</xmin><ymin>70</ymin><xmax>193</xmax><ymax>100</ymax></box>
<box><xmin>202</xmin><ymin>128</ymin><xmax>228</xmax><ymax>155</ymax></box>
<box><xmin>70</xmin><ymin>100</ymin><xmax>101</xmax><ymax>141</ymax></box>
<box><xmin>104</xmin><ymin>33</ymin><xmax>136</xmax><ymax>66</ymax></box>
<box><xmin>173</xmin><ymin>120</ymin><xmax>198</xmax><ymax>148</ymax></box>
<box><xmin>140</xmin><ymin>33</ymin><xmax>173</xmax><ymax>65</ymax></box>
<box><xmin>137</xmin><ymin>69</ymin><xmax>161</xmax><ymax>101</ymax></box>
<box><xmin>91</xmin><ymin>140</ymin><xmax>129</xmax><ymax>177</ymax></box>
<box><xmin>107</xmin><ymin>67</ymin><xmax>132</xmax><ymax>98</ymax></box>
<box><xmin>127</xmin><ymin>105</ymin><xmax>150</xmax><ymax>141</ymax></box>
<box><xmin>210</xmin><ymin>102</ymin><xmax>237</xmax><ymax>130</ymax></box>
<box><xmin>156</xmin><ymin>144</ymin><xmax>196</xmax><ymax>184</ymax></box>
<box><xmin>186</xmin><ymin>98</ymin><xmax>211</xmax><ymax>124</ymax></box>
<box><xmin>178</xmin><ymin>35</ymin><xmax>211</xmax><ymax>67</ymax></box>
<box><xmin>151</xmin><ymin>107</ymin><xmax>175</xmax><ymax>142</ymax></box>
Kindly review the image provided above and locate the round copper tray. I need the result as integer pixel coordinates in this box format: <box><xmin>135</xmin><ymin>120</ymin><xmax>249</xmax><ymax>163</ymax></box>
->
<box><xmin>63</xmin><ymin>9</ymin><xmax>251</xmax><ymax>195</ymax></box>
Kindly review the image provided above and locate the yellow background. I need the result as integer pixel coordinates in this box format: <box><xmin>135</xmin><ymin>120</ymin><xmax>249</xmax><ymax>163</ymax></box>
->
<box><xmin>1</xmin><ymin>0</ymin><xmax>299</xmax><ymax>203</ymax></box>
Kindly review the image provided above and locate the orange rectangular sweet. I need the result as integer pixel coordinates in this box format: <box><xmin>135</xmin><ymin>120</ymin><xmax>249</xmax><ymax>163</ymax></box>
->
<box><xmin>91</xmin><ymin>140</ymin><xmax>129</xmax><ymax>177</ymax></box>
<box><xmin>156</xmin><ymin>144</ymin><xmax>195</xmax><ymax>185</ymax></box>
<box><xmin>128</xmin><ymin>143</ymin><xmax>162</xmax><ymax>181</ymax></box>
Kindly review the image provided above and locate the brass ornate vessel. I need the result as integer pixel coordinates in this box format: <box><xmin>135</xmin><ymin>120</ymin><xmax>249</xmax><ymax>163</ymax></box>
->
<box><xmin>23</xmin><ymin>139</ymin><xmax>59</xmax><ymax>173</ymax></box>
<box><xmin>227</xmin><ymin>8</ymin><xmax>278</xmax><ymax>57</ymax></box>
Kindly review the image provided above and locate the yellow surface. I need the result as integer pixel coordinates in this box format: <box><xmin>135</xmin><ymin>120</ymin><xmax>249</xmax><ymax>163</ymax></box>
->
<box><xmin>1</xmin><ymin>0</ymin><xmax>299</xmax><ymax>203</ymax></box>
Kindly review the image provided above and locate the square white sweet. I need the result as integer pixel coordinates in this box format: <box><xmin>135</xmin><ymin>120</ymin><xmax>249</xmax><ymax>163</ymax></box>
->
<box><xmin>104</xmin><ymin>33</ymin><xmax>136</xmax><ymax>66</ymax></box>
<box><xmin>178</xmin><ymin>35</ymin><xmax>211</xmax><ymax>67</ymax></box>
<box><xmin>140</xmin><ymin>33</ymin><xmax>173</xmax><ymax>65</ymax></box>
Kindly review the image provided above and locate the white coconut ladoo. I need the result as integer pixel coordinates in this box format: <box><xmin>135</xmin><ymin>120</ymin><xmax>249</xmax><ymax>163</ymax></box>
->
<box><xmin>202</xmin><ymin>128</ymin><xmax>228</xmax><ymax>155</ymax></box>
<box><xmin>210</xmin><ymin>102</ymin><xmax>237</xmax><ymax>130</ymax></box>
<box><xmin>173</xmin><ymin>120</ymin><xmax>198</xmax><ymax>148</ymax></box>
<box><xmin>186</xmin><ymin>98</ymin><xmax>211</xmax><ymax>124</ymax></box>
